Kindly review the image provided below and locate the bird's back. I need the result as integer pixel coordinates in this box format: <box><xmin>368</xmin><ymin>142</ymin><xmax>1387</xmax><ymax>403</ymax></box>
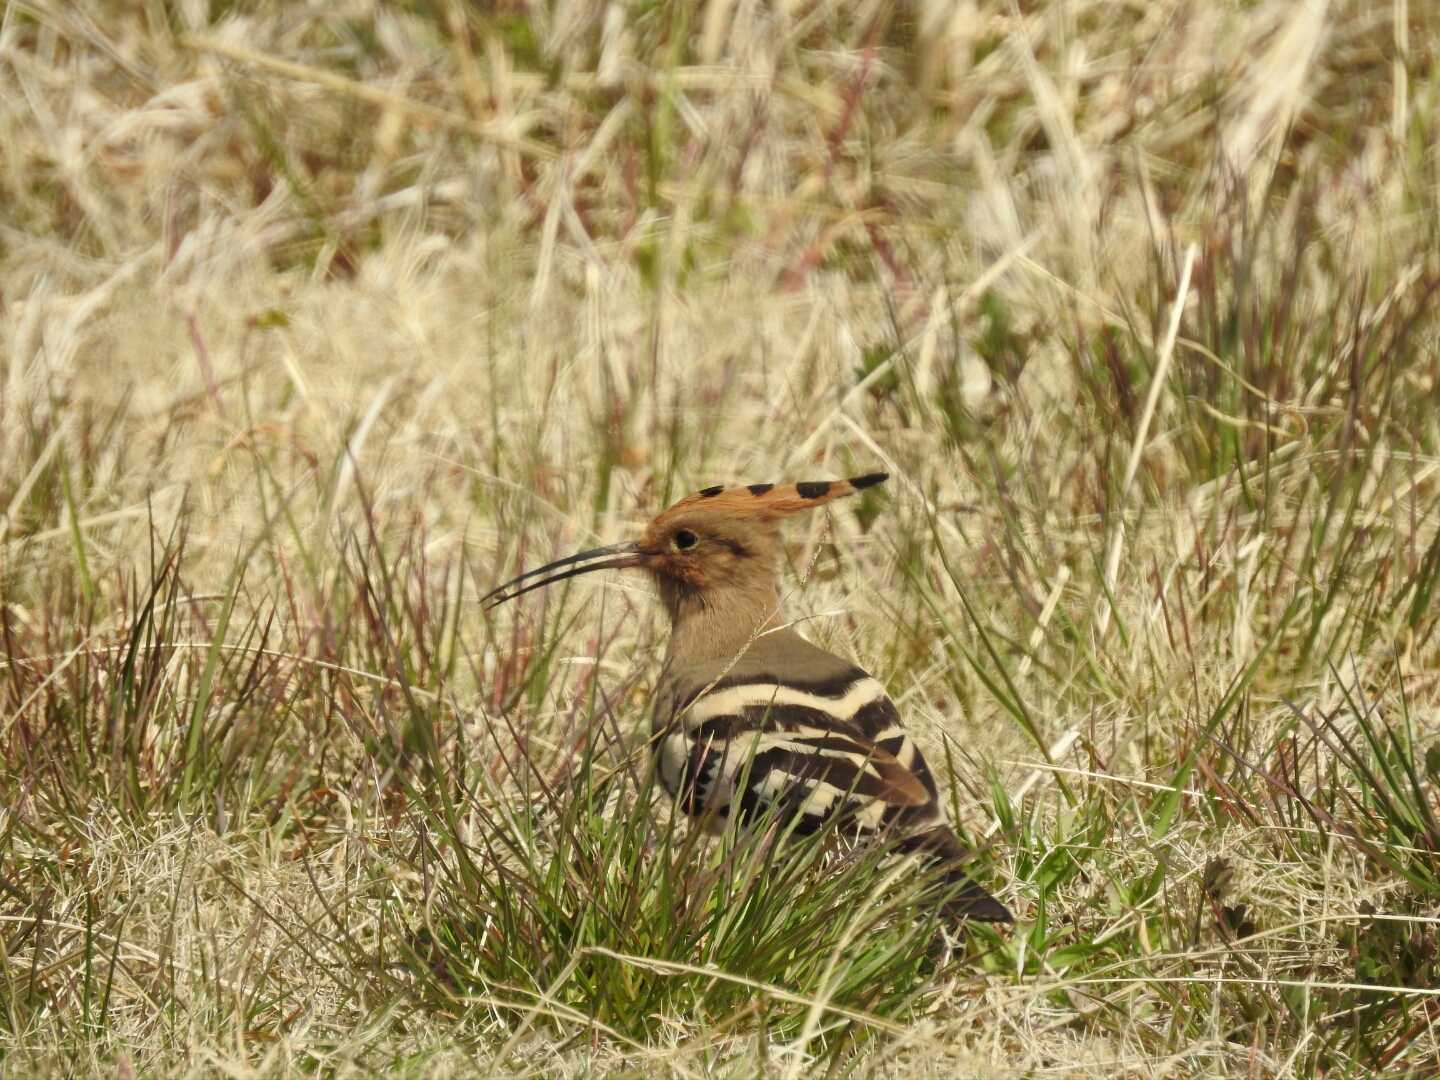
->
<box><xmin>649</xmin><ymin>628</ymin><xmax>1012</xmax><ymax>923</ymax></box>
<box><xmin>651</xmin><ymin>629</ymin><xmax>942</xmax><ymax>833</ymax></box>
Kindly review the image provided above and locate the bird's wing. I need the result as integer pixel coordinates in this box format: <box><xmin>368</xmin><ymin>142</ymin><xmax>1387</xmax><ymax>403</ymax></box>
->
<box><xmin>666</xmin><ymin>661</ymin><xmax>942</xmax><ymax>799</ymax></box>
<box><xmin>660</xmin><ymin>723</ymin><xmax>931</xmax><ymax>832</ymax></box>
<box><xmin>652</xmin><ymin>636</ymin><xmax>1010</xmax><ymax>922</ymax></box>
<box><xmin>656</xmin><ymin>664</ymin><xmax>945</xmax><ymax>832</ymax></box>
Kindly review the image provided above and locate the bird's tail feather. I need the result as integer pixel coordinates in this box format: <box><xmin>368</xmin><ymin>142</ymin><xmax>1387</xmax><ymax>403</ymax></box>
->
<box><xmin>900</xmin><ymin>826</ymin><xmax>1013</xmax><ymax>924</ymax></box>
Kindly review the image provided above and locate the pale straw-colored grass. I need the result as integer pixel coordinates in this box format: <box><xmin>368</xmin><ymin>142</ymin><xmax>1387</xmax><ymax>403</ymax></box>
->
<box><xmin>2</xmin><ymin>0</ymin><xmax>1437</xmax><ymax>1075</ymax></box>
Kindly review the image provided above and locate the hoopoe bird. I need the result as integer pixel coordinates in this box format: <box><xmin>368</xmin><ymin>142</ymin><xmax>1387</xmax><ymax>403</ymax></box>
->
<box><xmin>484</xmin><ymin>473</ymin><xmax>1012</xmax><ymax>923</ymax></box>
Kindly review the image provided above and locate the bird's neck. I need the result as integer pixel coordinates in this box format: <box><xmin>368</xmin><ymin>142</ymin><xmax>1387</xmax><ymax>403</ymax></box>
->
<box><xmin>660</xmin><ymin>578</ymin><xmax>783</xmax><ymax>668</ymax></box>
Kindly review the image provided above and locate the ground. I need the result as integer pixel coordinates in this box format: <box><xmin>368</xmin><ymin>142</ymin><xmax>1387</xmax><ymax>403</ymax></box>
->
<box><xmin>2</xmin><ymin>1</ymin><xmax>1439</xmax><ymax>1076</ymax></box>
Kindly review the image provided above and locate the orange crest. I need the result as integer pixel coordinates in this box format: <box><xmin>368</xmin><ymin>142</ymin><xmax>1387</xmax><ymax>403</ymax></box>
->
<box><xmin>649</xmin><ymin>472</ymin><xmax>887</xmax><ymax>529</ymax></box>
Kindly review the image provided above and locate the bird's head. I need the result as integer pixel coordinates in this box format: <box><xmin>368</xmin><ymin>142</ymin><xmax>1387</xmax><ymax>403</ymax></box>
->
<box><xmin>483</xmin><ymin>473</ymin><xmax>887</xmax><ymax>633</ymax></box>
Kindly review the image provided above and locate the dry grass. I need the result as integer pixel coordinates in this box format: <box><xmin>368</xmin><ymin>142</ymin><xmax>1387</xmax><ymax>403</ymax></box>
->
<box><xmin>2</xmin><ymin>0</ymin><xmax>1439</xmax><ymax>1075</ymax></box>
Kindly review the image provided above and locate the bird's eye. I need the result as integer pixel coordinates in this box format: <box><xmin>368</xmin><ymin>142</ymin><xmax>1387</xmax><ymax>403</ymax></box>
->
<box><xmin>672</xmin><ymin>529</ymin><xmax>698</xmax><ymax>550</ymax></box>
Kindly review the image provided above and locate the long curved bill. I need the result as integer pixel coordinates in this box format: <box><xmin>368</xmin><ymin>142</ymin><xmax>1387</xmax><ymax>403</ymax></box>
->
<box><xmin>482</xmin><ymin>540</ymin><xmax>649</xmax><ymax>608</ymax></box>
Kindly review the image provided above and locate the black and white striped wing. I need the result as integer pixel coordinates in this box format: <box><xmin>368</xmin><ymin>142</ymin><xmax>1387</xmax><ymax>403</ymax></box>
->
<box><xmin>655</xmin><ymin>672</ymin><xmax>941</xmax><ymax>835</ymax></box>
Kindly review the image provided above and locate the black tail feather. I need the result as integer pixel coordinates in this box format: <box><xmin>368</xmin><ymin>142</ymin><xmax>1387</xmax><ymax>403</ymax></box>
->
<box><xmin>901</xmin><ymin>825</ymin><xmax>1013</xmax><ymax>924</ymax></box>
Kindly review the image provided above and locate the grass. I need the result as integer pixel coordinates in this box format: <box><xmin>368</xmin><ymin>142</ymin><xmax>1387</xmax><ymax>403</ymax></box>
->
<box><xmin>2</xmin><ymin>0</ymin><xmax>1439</xmax><ymax>1074</ymax></box>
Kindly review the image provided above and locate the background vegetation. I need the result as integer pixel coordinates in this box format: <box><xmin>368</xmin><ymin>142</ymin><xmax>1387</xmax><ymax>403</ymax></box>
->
<box><xmin>2</xmin><ymin>0</ymin><xmax>1438</xmax><ymax>1075</ymax></box>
